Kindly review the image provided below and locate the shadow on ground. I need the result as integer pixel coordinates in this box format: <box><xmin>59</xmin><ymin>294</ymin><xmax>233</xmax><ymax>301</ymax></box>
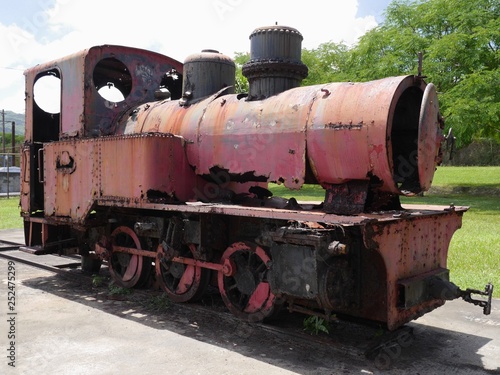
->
<box><xmin>23</xmin><ymin>269</ymin><xmax>497</xmax><ymax>375</ymax></box>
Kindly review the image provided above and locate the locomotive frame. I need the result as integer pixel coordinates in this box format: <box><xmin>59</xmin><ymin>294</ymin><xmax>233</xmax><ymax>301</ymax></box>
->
<box><xmin>20</xmin><ymin>26</ymin><xmax>492</xmax><ymax>332</ymax></box>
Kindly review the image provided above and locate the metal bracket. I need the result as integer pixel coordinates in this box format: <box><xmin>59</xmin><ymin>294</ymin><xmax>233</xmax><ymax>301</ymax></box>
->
<box><xmin>461</xmin><ymin>283</ymin><xmax>494</xmax><ymax>315</ymax></box>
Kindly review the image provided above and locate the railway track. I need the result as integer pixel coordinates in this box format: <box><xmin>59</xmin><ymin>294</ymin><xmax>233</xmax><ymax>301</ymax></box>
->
<box><xmin>0</xmin><ymin>239</ymin><xmax>87</xmax><ymax>278</ymax></box>
<box><xmin>0</xmin><ymin>238</ymin><xmax>413</xmax><ymax>370</ymax></box>
<box><xmin>0</xmin><ymin>239</ymin><xmax>22</xmax><ymax>251</ymax></box>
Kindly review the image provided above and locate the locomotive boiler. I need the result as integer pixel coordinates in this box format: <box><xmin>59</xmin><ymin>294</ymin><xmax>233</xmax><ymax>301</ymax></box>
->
<box><xmin>20</xmin><ymin>25</ymin><xmax>492</xmax><ymax>331</ymax></box>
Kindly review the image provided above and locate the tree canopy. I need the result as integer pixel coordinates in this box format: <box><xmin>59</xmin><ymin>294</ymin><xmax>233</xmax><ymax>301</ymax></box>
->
<box><xmin>235</xmin><ymin>0</ymin><xmax>499</xmax><ymax>147</ymax></box>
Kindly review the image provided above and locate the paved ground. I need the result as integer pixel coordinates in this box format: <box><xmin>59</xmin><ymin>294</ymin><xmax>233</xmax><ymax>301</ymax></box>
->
<box><xmin>0</xmin><ymin>229</ymin><xmax>499</xmax><ymax>374</ymax></box>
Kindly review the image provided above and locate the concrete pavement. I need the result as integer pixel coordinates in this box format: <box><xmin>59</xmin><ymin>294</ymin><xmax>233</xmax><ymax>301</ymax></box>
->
<box><xmin>0</xmin><ymin>228</ymin><xmax>498</xmax><ymax>374</ymax></box>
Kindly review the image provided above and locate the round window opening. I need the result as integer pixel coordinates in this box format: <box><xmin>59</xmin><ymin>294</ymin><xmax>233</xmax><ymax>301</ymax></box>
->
<box><xmin>34</xmin><ymin>72</ymin><xmax>61</xmax><ymax>114</ymax></box>
<box><xmin>93</xmin><ymin>57</ymin><xmax>132</xmax><ymax>103</ymax></box>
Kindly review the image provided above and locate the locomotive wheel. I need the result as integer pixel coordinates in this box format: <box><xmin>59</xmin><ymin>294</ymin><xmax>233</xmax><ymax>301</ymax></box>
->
<box><xmin>156</xmin><ymin>243</ymin><xmax>210</xmax><ymax>303</ymax></box>
<box><xmin>218</xmin><ymin>241</ymin><xmax>281</xmax><ymax>322</ymax></box>
<box><xmin>108</xmin><ymin>226</ymin><xmax>151</xmax><ymax>288</ymax></box>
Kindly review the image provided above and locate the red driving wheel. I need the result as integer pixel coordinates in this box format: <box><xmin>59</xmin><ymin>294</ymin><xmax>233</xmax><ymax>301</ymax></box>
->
<box><xmin>156</xmin><ymin>243</ymin><xmax>210</xmax><ymax>303</ymax></box>
<box><xmin>108</xmin><ymin>226</ymin><xmax>151</xmax><ymax>288</ymax></box>
<box><xmin>218</xmin><ymin>241</ymin><xmax>281</xmax><ymax>322</ymax></box>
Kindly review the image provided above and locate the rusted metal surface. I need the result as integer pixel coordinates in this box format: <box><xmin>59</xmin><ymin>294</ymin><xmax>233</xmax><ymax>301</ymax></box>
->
<box><xmin>111</xmin><ymin>245</ymin><xmax>157</xmax><ymax>259</ymax></box>
<box><xmin>43</xmin><ymin>133</ymin><xmax>199</xmax><ymax>222</ymax></box>
<box><xmin>182</xmin><ymin>50</ymin><xmax>235</xmax><ymax>101</ymax></box>
<box><xmin>19</xmin><ymin>29</ymin><xmax>487</xmax><ymax>333</ymax></box>
<box><xmin>97</xmin><ymin>197</ymin><xmax>467</xmax><ymax>226</ymax></box>
<box><xmin>323</xmin><ymin>180</ymin><xmax>369</xmax><ymax>215</ymax></box>
<box><xmin>21</xmin><ymin>45</ymin><xmax>183</xmax><ymax>218</ymax></box>
<box><xmin>363</xmin><ymin>208</ymin><xmax>465</xmax><ymax>330</ymax></box>
<box><xmin>170</xmin><ymin>256</ymin><xmax>225</xmax><ymax>272</ymax></box>
<box><xmin>23</xmin><ymin>45</ymin><xmax>183</xmax><ymax>139</ymax></box>
<box><xmin>43</xmin><ymin>140</ymin><xmax>96</xmax><ymax>219</ymax></box>
<box><xmin>19</xmin><ymin>145</ymin><xmax>30</xmax><ymax>215</ymax></box>
<box><xmin>120</xmin><ymin>74</ymin><xmax>439</xmax><ymax>199</ymax></box>
<box><xmin>418</xmin><ymin>83</ymin><xmax>443</xmax><ymax>190</ymax></box>
<box><xmin>242</xmin><ymin>25</ymin><xmax>308</xmax><ymax>100</ymax></box>
<box><xmin>308</xmin><ymin>75</ymin><xmax>429</xmax><ymax>195</ymax></box>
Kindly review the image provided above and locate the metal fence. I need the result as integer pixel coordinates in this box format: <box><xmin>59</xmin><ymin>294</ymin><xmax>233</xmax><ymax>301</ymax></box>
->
<box><xmin>0</xmin><ymin>153</ymin><xmax>21</xmax><ymax>198</ymax></box>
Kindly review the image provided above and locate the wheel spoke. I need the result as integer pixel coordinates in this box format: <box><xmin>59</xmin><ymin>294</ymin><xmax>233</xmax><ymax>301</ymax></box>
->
<box><xmin>244</xmin><ymin>282</ymin><xmax>271</xmax><ymax>313</ymax></box>
<box><xmin>175</xmin><ymin>265</ymin><xmax>195</xmax><ymax>294</ymax></box>
<box><xmin>108</xmin><ymin>226</ymin><xmax>151</xmax><ymax>289</ymax></box>
<box><xmin>156</xmin><ymin>243</ymin><xmax>210</xmax><ymax>303</ymax></box>
<box><xmin>238</xmin><ymin>292</ymin><xmax>248</xmax><ymax>308</ymax></box>
<box><xmin>255</xmin><ymin>262</ymin><xmax>267</xmax><ymax>275</ymax></box>
<box><xmin>218</xmin><ymin>241</ymin><xmax>281</xmax><ymax>322</ymax></box>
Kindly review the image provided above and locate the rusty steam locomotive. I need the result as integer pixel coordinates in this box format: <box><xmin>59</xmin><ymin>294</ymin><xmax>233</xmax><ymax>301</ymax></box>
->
<box><xmin>20</xmin><ymin>25</ymin><xmax>492</xmax><ymax>330</ymax></box>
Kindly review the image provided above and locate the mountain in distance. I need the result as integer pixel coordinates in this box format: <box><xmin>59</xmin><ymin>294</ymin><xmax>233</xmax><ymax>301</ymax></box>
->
<box><xmin>2</xmin><ymin>111</ymin><xmax>25</xmax><ymax>135</ymax></box>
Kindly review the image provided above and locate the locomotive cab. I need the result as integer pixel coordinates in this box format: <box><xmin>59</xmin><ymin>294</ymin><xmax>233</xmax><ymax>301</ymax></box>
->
<box><xmin>21</xmin><ymin>45</ymin><xmax>184</xmax><ymax>248</ymax></box>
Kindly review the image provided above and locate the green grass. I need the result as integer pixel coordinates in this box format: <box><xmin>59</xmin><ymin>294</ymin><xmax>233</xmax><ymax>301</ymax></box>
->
<box><xmin>270</xmin><ymin>183</ymin><xmax>324</xmax><ymax>201</ymax></box>
<box><xmin>0</xmin><ymin>197</ymin><xmax>22</xmax><ymax>230</ymax></box>
<box><xmin>431</xmin><ymin>166</ymin><xmax>500</xmax><ymax>188</ymax></box>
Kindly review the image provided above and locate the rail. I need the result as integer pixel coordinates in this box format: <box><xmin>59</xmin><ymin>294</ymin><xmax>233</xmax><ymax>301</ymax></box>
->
<box><xmin>0</xmin><ymin>239</ymin><xmax>83</xmax><ymax>276</ymax></box>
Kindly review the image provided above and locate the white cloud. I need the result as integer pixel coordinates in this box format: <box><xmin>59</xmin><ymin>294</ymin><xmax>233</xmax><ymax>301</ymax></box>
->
<box><xmin>0</xmin><ymin>0</ymin><xmax>378</xmax><ymax>113</ymax></box>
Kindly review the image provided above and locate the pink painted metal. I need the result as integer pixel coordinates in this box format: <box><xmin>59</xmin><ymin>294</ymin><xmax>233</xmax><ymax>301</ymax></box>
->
<box><xmin>19</xmin><ymin>38</ymin><xmax>480</xmax><ymax>330</ymax></box>
<box><xmin>121</xmin><ymin>75</ymin><xmax>440</xmax><ymax>195</ymax></box>
<box><xmin>43</xmin><ymin>133</ymin><xmax>199</xmax><ymax>222</ymax></box>
<box><xmin>21</xmin><ymin>46</ymin><xmax>183</xmax><ymax>218</ymax></box>
<box><xmin>108</xmin><ymin>225</ymin><xmax>148</xmax><ymax>288</ymax></box>
<box><xmin>156</xmin><ymin>243</ymin><xmax>211</xmax><ymax>302</ymax></box>
<box><xmin>307</xmin><ymin>76</ymin><xmax>423</xmax><ymax>192</ymax></box>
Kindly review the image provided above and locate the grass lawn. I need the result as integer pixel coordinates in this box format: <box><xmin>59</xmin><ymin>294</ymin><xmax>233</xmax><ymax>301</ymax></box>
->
<box><xmin>0</xmin><ymin>197</ymin><xmax>22</xmax><ymax>230</ymax></box>
<box><xmin>431</xmin><ymin>166</ymin><xmax>500</xmax><ymax>188</ymax></box>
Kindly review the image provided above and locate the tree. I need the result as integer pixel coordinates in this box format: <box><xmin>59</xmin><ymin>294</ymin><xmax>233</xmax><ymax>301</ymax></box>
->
<box><xmin>301</xmin><ymin>42</ymin><xmax>351</xmax><ymax>85</ymax></box>
<box><xmin>233</xmin><ymin>52</ymin><xmax>250</xmax><ymax>93</ymax></box>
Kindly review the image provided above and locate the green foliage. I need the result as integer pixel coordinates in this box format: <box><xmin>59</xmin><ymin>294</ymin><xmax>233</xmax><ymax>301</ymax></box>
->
<box><xmin>91</xmin><ymin>275</ymin><xmax>106</xmax><ymax>288</ymax></box>
<box><xmin>108</xmin><ymin>282</ymin><xmax>133</xmax><ymax>296</ymax></box>
<box><xmin>302</xmin><ymin>42</ymin><xmax>351</xmax><ymax>85</ymax></box>
<box><xmin>233</xmin><ymin>52</ymin><xmax>250</xmax><ymax>93</ymax></box>
<box><xmin>0</xmin><ymin>134</ymin><xmax>23</xmax><ymax>144</ymax></box>
<box><xmin>442</xmin><ymin>70</ymin><xmax>500</xmax><ymax>146</ymax></box>
<box><xmin>382</xmin><ymin>0</ymin><xmax>500</xmax><ymax>147</ymax></box>
<box><xmin>303</xmin><ymin>315</ymin><xmax>330</xmax><ymax>335</ymax></box>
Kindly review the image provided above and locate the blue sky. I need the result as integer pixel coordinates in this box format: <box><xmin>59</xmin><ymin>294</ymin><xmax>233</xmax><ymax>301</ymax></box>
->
<box><xmin>0</xmin><ymin>0</ymin><xmax>392</xmax><ymax>113</ymax></box>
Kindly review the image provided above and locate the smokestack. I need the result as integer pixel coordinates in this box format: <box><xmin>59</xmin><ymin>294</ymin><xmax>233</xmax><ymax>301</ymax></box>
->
<box><xmin>242</xmin><ymin>25</ymin><xmax>308</xmax><ymax>100</ymax></box>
